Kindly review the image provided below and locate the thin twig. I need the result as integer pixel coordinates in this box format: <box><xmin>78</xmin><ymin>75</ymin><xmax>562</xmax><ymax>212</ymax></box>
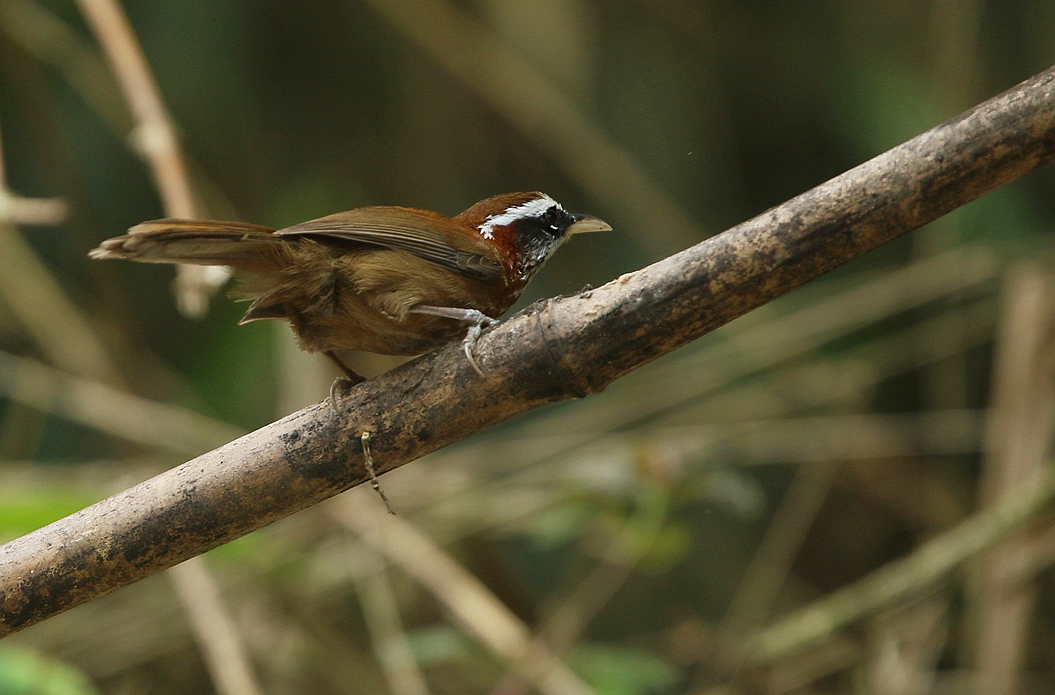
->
<box><xmin>74</xmin><ymin>0</ymin><xmax>228</xmax><ymax>317</ymax></box>
<box><xmin>971</xmin><ymin>266</ymin><xmax>1055</xmax><ymax>694</ymax></box>
<box><xmin>346</xmin><ymin>536</ymin><xmax>432</xmax><ymax>695</ymax></box>
<box><xmin>0</xmin><ymin>194</ymin><xmax>67</xmax><ymax>226</ymax></box>
<box><xmin>72</xmin><ymin>0</ymin><xmax>193</xmax><ymax>217</ymax></box>
<box><xmin>0</xmin><ymin>350</ymin><xmax>244</xmax><ymax>456</ymax></box>
<box><xmin>361</xmin><ymin>431</ymin><xmax>396</xmax><ymax>514</ymax></box>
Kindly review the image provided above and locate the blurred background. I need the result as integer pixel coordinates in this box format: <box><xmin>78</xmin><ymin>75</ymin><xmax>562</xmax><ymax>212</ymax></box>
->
<box><xmin>1</xmin><ymin>0</ymin><xmax>1055</xmax><ymax>693</ymax></box>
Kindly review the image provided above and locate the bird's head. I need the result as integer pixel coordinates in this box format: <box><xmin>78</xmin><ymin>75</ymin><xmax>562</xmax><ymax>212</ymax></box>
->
<box><xmin>457</xmin><ymin>192</ymin><xmax>611</xmax><ymax>284</ymax></box>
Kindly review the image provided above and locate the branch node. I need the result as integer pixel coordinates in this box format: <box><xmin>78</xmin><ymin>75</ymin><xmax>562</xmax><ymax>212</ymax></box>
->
<box><xmin>534</xmin><ymin>298</ymin><xmax>593</xmax><ymax>399</ymax></box>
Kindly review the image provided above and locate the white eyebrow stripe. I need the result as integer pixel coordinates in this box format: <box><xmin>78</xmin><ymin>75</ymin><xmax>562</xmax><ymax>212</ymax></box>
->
<box><xmin>479</xmin><ymin>194</ymin><xmax>561</xmax><ymax>239</ymax></box>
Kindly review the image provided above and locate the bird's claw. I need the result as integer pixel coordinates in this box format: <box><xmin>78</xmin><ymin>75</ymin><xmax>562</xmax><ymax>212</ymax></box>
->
<box><xmin>462</xmin><ymin>314</ymin><xmax>498</xmax><ymax>377</ymax></box>
<box><xmin>406</xmin><ymin>305</ymin><xmax>497</xmax><ymax>377</ymax></box>
<box><xmin>329</xmin><ymin>376</ymin><xmax>354</xmax><ymax>415</ymax></box>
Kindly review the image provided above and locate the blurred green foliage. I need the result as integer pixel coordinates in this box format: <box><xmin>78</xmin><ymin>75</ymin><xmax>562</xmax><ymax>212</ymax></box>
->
<box><xmin>0</xmin><ymin>490</ymin><xmax>98</xmax><ymax>541</ymax></box>
<box><xmin>0</xmin><ymin>647</ymin><xmax>98</xmax><ymax>695</ymax></box>
<box><xmin>0</xmin><ymin>0</ymin><xmax>1054</xmax><ymax>693</ymax></box>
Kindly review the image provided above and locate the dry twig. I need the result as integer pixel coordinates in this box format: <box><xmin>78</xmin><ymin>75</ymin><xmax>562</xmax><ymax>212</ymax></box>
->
<box><xmin>72</xmin><ymin>0</ymin><xmax>193</xmax><ymax>217</ymax></box>
<box><xmin>345</xmin><ymin>538</ymin><xmax>431</xmax><ymax>695</ymax></box>
<box><xmin>168</xmin><ymin>557</ymin><xmax>265</xmax><ymax>695</ymax></box>
<box><xmin>971</xmin><ymin>266</ymin><xmax>1055</xmax><ymax>694</ymax></box>
<box><xmin>74</xmin><ymin>0</ymin><xmax>227</xmax><ymax>317</ymax></box>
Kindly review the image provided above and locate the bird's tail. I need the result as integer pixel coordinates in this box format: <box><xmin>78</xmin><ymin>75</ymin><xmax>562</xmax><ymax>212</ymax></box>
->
<box><xmin>89</xmin><ymin>219</ymin><xmax>286</xmax><ymax>270</ymax></box>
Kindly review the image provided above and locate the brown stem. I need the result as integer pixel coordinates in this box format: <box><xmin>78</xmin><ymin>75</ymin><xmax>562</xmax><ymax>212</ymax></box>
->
<box><xmin>970</xmin><ymin>267</ymin><xmax>1055</xmax><ymax>694</ymax></box>
<box><xmin>73</xmin><ymin>0</ymin><xmax>195</xmax><ymax>218</ymax></box>
<box><xmin>74</xmin><ymin>0</ymin><xmax>231</xmax><ymax>317</ymax></box>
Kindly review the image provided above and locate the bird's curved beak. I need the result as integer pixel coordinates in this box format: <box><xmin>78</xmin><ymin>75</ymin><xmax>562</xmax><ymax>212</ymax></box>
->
<box><xmin>567</xmin><ymin>214</ymin><xmax>612</xmax><ymax>235</ymax></box>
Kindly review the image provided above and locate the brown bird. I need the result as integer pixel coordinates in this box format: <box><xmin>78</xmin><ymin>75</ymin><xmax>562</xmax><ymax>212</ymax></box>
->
<box><xmin>90</xmin><ymin>192</ymin><xmax>611</xmax><ymax>387</ymax></box>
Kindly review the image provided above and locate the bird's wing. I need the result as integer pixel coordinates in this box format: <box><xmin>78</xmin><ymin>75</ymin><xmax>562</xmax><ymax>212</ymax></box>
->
<box><xmin>275</xmin><ymin>207</ymin><xmax>504</xmax><ymax>280</ymax></box>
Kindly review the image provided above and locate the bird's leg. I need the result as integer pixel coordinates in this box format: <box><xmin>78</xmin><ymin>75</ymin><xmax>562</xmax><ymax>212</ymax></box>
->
<box><xmin>408</xmin><ymin>305</ymin><xmax>497</xmax><ymax>376</ymax></box>
<box><xmin>325</xmin><ymin>350</ymin><xmax>365</xmax><ymax>414</ymax></box>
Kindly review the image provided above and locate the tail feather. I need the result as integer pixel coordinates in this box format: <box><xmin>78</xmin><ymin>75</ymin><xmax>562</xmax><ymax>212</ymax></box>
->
<box><xmin>89</xmin><ymin>218</ymin><xmax>283</xmax><ymax>267</ymax></box>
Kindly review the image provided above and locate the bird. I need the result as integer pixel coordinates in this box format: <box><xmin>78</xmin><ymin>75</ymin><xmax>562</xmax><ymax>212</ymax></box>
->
<box><xmin>90</xmin><ymin>191</ymin><xmax>611</xmax><ymax>388</ymax></box>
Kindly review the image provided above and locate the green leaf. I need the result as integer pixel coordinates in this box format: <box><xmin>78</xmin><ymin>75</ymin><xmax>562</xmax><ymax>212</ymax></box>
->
<box><xmin>568</xmin><ymin>644</ymin><xmax>679</xmax><ymax>695</ymax></box>
<box><xmin>406</xmin><ymin>625</ymin><xmax>474</xmax><ymax>665</ymax></box>
<box><xmin>0</xmin><ymin>646</ymin><xmax>99</xmax><ymax>695</ymax></box>
<box><xmin>0</xmin><ymin>493</ymin><xmax>100</xmax><ymax>541</ymax></box>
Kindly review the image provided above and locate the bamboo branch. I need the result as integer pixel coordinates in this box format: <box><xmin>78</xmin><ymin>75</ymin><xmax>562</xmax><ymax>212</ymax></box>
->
<box><xmin>444</xmin><ymin>243</ymin><xmax>997</xmax><ymax>483</ymax></box>
<box><xmin>2</xmin><ymin>65</ymin><xmax>1055</xmax><ymax>636</ymax></box>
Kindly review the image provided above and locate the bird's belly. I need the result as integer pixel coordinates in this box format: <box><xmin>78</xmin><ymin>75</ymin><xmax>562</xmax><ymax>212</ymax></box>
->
<box><xmin>288</xmin><ymin>298</ymin><xmax>469</xmax><ymax>356</ymax></box>
<box><xmin>268</xmin><ymin>245</ymin><xmax>516</xmax><ymax>356</ymax></box>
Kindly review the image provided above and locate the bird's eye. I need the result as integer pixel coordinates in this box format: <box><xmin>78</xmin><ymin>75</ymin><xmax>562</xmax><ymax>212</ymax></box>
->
<box><xmin>544</xmin><ymin>207</ymin><xmax>560</xmax><ymax>230</ymax></box>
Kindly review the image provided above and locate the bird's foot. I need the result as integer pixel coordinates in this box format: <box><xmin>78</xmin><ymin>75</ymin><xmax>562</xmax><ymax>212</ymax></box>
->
<box><xmin>409</xmin><ymin>305</ymin><xmax>498</xmax><ymax>377</ymax></box>
<box><xmin>462</xmin><ymin>313</ymin><xmax>498</xmax><ymax>377</ymax></box>
<box><xmin>325</xmin><ymin>351</ymin><xmax>366</xmax><ymax>414</ymax></box>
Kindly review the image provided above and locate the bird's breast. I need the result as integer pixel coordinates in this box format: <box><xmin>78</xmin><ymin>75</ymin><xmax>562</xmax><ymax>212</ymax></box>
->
<box><xmin>278</xmin><ymin>245</ymin><xmax>516</xmax><ymax>356</ymax></box>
